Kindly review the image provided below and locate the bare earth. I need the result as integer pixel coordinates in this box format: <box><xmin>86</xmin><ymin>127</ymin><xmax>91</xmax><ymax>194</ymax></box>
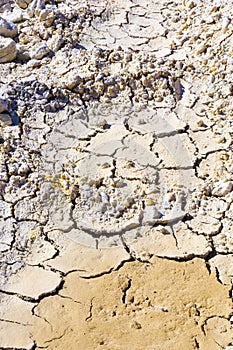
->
<box><xmin>0</xmin><ymin>0</ymin><xmax>233</xmax><ymax>349</ymax></box>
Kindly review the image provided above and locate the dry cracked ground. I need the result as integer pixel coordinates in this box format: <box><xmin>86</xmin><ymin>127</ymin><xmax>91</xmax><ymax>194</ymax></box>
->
<box><xmin>0</xmin><ymin>0</ymin><xmax>233</xmax><ymax>349</ymax></box>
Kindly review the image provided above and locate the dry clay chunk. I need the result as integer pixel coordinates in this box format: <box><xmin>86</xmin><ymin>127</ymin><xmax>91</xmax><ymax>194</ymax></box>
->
<box><xmin>0</xmin><ymin>37</ymin><xmax>17</xmax><ymax>63</ymax></box>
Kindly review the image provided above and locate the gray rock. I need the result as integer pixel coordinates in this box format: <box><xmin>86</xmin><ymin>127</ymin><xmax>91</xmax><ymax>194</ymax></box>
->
<box><xmin>30</xmin><ymin>42</ymin><xmax>50</xmax><ymax>60</ymax></box>
<box><xmin>0</xmin><ymin>37</ymin><xmax>17</xmax><ymax>63</ymax></box>
<box><xmin>0</xmin><ymin>98</ymin><xmax>8</xmax><ymax>113</ymax></box>
<box><xmin>16</xmin><ymin>44</ymin><xmax>30</xmax><ymax>62</ymax></box>
<box><xmin>0</xmin><ymin>17</ymin><xmax>18</xmax><ymax>38</ymax></box>
<box><xmin>0</xmin><ymin>113</ymin><xmax>12</xmax><ymax>125</ymax></box>
<box><xmin>0</xmin><ymin>0</ymin><xmax>12</xmax><ymax>13</ymax></box>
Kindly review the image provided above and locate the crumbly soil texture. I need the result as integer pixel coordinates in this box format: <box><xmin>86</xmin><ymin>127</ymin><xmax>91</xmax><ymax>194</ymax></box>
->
<box><xmin>0</xmin><ymin>0</ymin><xmax>233</xmax><ymax>349</ymax></box>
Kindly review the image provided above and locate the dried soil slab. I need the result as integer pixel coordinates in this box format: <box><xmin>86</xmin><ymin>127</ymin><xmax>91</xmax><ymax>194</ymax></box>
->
<box><xmin>45</xmin><ymin>230</ymin><xmax>130</xmax><ymax>276</ymax></box>
<box><xmin>124</xmin><ymin>223</ymin><xmax>212</xmax><ymax>260</ymax></box>
<box><xmin>189</xmin><ymin>129</ymin><xmax>231</xmax><ymax>155</ymax></box>
<box><xmin>1</xmin><ymin>265</ymin><xmax>61</xmax><ymax>299</ymax></box>
<box><xmin>209</xmin><ymin>254</ymin><xmax>233</xmax><ymax>285</ymax></box>
<box><xmin>0</xmin><ymin>218</ymin><xmax>15</xmax><ymax>251</ymax></box>
<box><xmin>197</xmin><ymin>151</ymin><xmax>233</xmax><ymax>181</ymax></box>
<box><xmin>0</xmin><ymin>293</ymin><xmax>44</xmax><ymax>349</ymax></box>
<box><xmin>199</xmin><ymin>317</ymin><xmax>233</xmax><ymax>350</ymax></box>
<box><xmin>31</xmin><ymin>258</ymin><xmax>233</xmax><ymax>350</ymax></box>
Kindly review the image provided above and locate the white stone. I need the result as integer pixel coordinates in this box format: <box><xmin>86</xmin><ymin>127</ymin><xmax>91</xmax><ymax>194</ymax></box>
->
<box><xmin>156</xmin><ymin>47</ymin><xmax>171</xmax><ymax>58</ymax></box>
<box><xmin>212</xmin><ymin>181</ymin><xmax>232</xmax><ymax>197</ymax></box>
<box><xmin>39</xmin><ymin>7</ymin><xmax>55</xmax><ymax>26</ymax></box>
<box><xmin>47</xmin><ymin>33</ymin><xmax>63</xmax><ymax>52</ymax></box>
<box><xmin>0</xmin><ymin>37</ymin><xmax>17</xmax><ymax>63</ymax></box>
<box><xmin>4</xmin><ymin>8</ymin><xmax>23</xmax><ymax>23</ymax></box>
<box><xmin>143</xmin><ymin>205</ymin><xmax>160</xmax><ymax>224</ymax></box>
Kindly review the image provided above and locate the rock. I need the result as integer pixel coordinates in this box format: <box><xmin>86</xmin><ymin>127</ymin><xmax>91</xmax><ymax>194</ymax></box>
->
<box><xmin>0</xmin><ymin>97</ymin><xmax>8</xmax><ymax>113</ymax></box>
<box><xmin>156</xmin><ymin>47</ymin><xmax>172</xmax><ymax>58</ymax></box>
<box><xmin>27</xmin><ymin>58</ymin><xmax>41</xmax><ymax>68</ymax></box>
<box><xmin>27</xmin><ymin>0</ymin><xmax>45</xmax><ymax>17</ymax></box>
<box><xmin>16</xmin><ymin>0</ymin><xmax>33</xmax><ymax>9</ymax></box>
<box><xmin>0</xmin><ymin>113</ymin><xmax>12</xmax><ymax>125</ymax></box>
<box><xmin>0</xmin><ymin>17</ymin><xmax>18</xmax><ymax>38</ymax></box>
<box><xmin>30</xmin><ymin>42</ymin><xmax>50</xmax><ymax>60</ymax></box>
<box><xmin>62</xmin><ymin>71</ymin><xmax>80</xmax><ymax>90</ymax></box>
<box><xmin>16</xmin><ymin>44</ymin><xmax>30</xmax><ymax>61</ymax></box>
<box><xmin>47</xmin><ymin>33</ymin><xmax>64</xmax><ymax>52</ymax></box>
<box><xmin>212</xmin><ymin>181</ymin><xmax>233</xmax><ymax>197</ymax></box>
<box><xmin>4</xmin><ymin>8</ymin><xmax>24</xmax><ymax>23</ymax></box>
<box><xmin>0</xmin><ymin>37</ymin><xmax>17</xmax><ymax>63</ymax></box>
<box><xmin>0</xmin><ymin>0</ymin><xmax>12</xmax><ymax>13</ymax></box>
<box><xmin>39</xmin><ymin>7</ymin><xmax>55</xmax><ymax>27</ymax></box>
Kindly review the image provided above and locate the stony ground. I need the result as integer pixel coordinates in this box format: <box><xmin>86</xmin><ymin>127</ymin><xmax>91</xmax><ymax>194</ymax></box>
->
<box><xmin>0</xmin><ymin>0</ymin><xmax>233</xmax><ymax>349</ymax></box>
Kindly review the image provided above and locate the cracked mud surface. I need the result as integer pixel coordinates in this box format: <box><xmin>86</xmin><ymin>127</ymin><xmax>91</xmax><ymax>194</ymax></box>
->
<box><xmin>0</xmin><ymin>0</ymin><xmax>233</xmax><ymax>349</ymax></box>
<box><xmin>3</xmin><ymin>258</ymin><xmax>232</xmax><ymax>350</ymax></box>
